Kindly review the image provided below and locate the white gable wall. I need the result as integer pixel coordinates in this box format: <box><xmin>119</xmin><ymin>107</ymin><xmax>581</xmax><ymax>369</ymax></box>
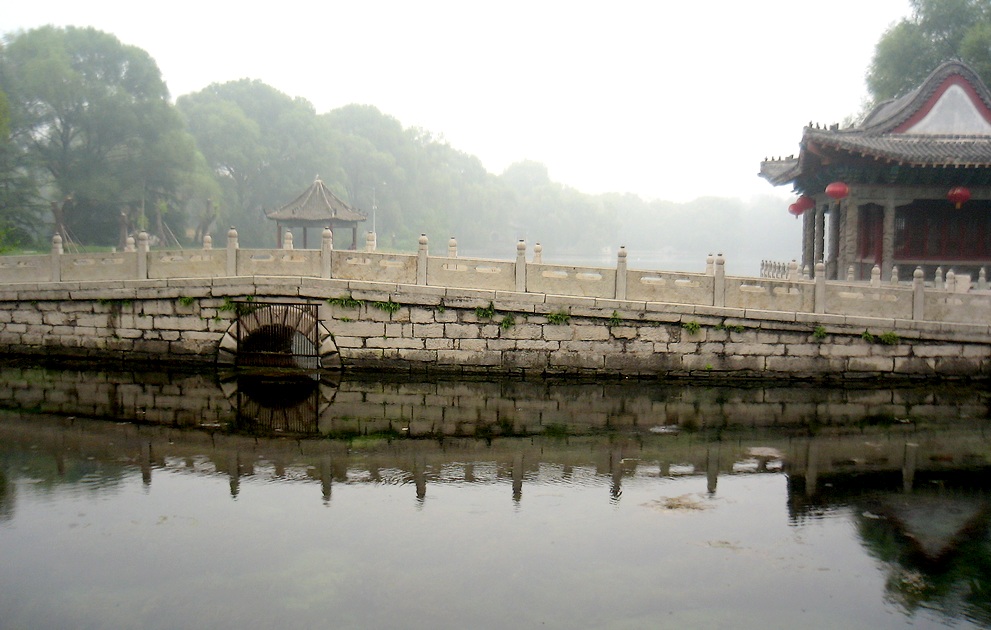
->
<box><xmin>904</xmin><ymin>84</ymin><xmax>991</xmax><ymax>135</ymax></box>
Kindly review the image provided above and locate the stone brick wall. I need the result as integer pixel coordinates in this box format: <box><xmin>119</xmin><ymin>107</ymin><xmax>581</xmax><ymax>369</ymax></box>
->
<box><xmin>328</xmin><ymin>282</ymin><xmax>991</xmax><ymax>380</ymax></box>
<box><xmin>0</xmin><ymin>278</ymin><xmax>988</xmax><ymax>379</ymax></box>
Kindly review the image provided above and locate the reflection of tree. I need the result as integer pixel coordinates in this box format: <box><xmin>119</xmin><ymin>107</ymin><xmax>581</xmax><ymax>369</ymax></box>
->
<box><xmin>0</xmin><ymin>449</ymin><xmax>129</xmax><ymax>499</ymax></box>
<box><xmin>854</xmin><ymin>492</ymin><xmax>991</xmax><ymax>626</ymax></box>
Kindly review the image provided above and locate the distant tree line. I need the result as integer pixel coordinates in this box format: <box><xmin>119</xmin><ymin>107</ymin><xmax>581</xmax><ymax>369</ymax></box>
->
<box><xmin>0</xmin><ymin>24</ymin><xmax>797</xmax><ymax>270</ymax></box>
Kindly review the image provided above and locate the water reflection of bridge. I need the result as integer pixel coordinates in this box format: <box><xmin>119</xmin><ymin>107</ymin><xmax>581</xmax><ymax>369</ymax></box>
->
<box><xmin>1</xmin><ymin>407</ymin><xmax>987</xmax><ymax>505</ymax></box>
<box><xmin>2</xmin><ymin>376</ymin><xmax>988</xmax><ymax>627</ymax></box>
<box><xmin>0</xmin><ymin>364</ymin><xmax>987</xmax><ymax>506</ymax></box>
<box><xmin>0</xmin><ymin>364</ymin><xmax>987</xmax><ymax>440</ymax></box>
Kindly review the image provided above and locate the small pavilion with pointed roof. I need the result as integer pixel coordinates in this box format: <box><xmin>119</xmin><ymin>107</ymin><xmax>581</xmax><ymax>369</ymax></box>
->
<box><xmin>266</xmin><ymin>178</ymin><xmax>366</xmax><ymax>249</ymax></box>
<box><xmin>760</xmin><ymin>60</ymin><xmax>991</xmax><ymax>281</ymax></box>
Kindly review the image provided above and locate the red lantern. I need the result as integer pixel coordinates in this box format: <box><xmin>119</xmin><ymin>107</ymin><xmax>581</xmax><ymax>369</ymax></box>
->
<box><xmin>795</xmin><ymin>195</ymin><xmax>815</xmax><ymax>213</ymax></box>
<box><xmin>788</xmin><ymin>203</ymin><xmax>802</xmax><ymax>218</ymax></box>
<box><xmin>948</xmin><ymin>186</ymin><xmax>971</xmax><ymax>209</ymax></box>
<box><xmin>825</xmin><ymin>181</ymin><xmax>849</xmax><ymax>201</ymax></box>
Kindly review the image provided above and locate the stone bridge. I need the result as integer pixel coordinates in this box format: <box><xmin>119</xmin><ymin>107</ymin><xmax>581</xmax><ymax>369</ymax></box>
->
<box><xmin>0</xmin><ymin>228</ymin><xmax>988</xmax><ymax>379</ymax></box>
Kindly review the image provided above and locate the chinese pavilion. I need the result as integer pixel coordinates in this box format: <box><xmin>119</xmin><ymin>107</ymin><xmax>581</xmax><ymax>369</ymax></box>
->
<box><xmin>266</xmin><ymin>178</ymin><xmax>366</xmax><ymax>249</ymax></box>
<box><xmin>760</xmin><ymin>60</ymin><xmax>991</xmax><ymax>281</ymax></box>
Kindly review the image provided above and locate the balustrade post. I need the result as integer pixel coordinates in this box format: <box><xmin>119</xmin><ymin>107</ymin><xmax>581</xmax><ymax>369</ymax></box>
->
<box><xmin>125</xmin><ymin>236</ymin><xmax>135</xmax><ymax>252</ymax></box>
<box><xmin>912</xmin><ymin>267</ymin><xmax>925</xmax><ymax>320</ymax></box>
<box><xmin>137</xmin><ymin>231</ymin><xmax>149</xmax><ymax>279</ymax></box>
<box><xmin>980</xmin><ymin>268</ymin><xmax>988</xmax><ymax>291</ymax></box>
<box><xmin>946</xmin><ymin>270</ymin><xmax>956</xmax><ymax>293</ymax></box>
<box><xmin>515</xmin><ymin>239</ymin><xmax>527</xmax><ymax>292</ymax></box>
<box><xmin>533</xmin><ymin>242</ymin><xmax>542</xmax><ymax>264</ymax></box>
<box><xmin>803</xmin><ymin>265</ymin><xmax>811</xmax><ymax>281</ymax></box>
<box><xmin>615</xmin><ymin>246</ymin><xmax>628</xmax><ymax>300</ymax></box>
<box><xmin>788</xmin><ymin>259</ymin><xmax>798</xmax><ymax>281</ymax></box>
<box><xmin>814</xmin><ymin>262</ymin><xmax>827</xmax><ymax>314</ymax></box>
<box><xmin>447</xmin><ymin>236</ymin><xmax>457</xmax><ymax>258</ymax></box>
<box><xmin>321</xmin><ymin>227</ymin><xmax>334</xmax><ymax>279</ymax></box>
<box><xmin>417</xmin><ymin>234</ymin><xmax>429</xmax><ymax>285</ymax></box>
<box><xmin>226</xmin><ymin>226</ymin><xmax>239</xmax><ymax>276</ymax></box>
<box><xmin>847</xmin><ymin>266</ymin><xmax>855</xmax><ymax>282</ymax></box>
<box><xmin>51</xmin><ymin>234</ymin><xmax>63</xmax><ymax>282</ymax></box>
<box><xmin>707</xmin><ymin>254</ymin><xmax>715</xmax><ymax>276</ymax></box>
<box><xmin>283</xmin><ymin>230</ymin><xmax>293</xmax><ymax>250</ymax></box>
<box><xmin>890</xmin><ymin>266</ymin><xmax>899</xmax><ymax>285</ymax></box>
<box><xmin>934</xmin><ymin>266</ymin><xmax>944</xmax><ymax>289</ymax></box>
<box><xmin>203</xmin><ymin>234</ymin><xmax>212</xmax><ymax>250</ymax></box>
<box><xmin>870</xmin><ymin>265</ymin><xmax>881</xmax><ymax>287</ymax></box>
<box><xmin>713</xmin><ymin>253</ymin><xmax>725</xmax><ymax>307</ymax></box>
<box><xmin>367</xmin><ymin>231</ymin><xmax>377</xmax><ymax>253</ymax></box>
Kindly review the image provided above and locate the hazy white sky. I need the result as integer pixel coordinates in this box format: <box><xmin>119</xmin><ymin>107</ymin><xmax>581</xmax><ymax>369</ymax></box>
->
<box><xmin>5</xmin><ymin>0</ymin><xmax>912</xmax><ymax>203</ymax></box>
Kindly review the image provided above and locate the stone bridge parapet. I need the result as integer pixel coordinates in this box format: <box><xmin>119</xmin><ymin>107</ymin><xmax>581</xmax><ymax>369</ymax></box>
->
<box><xmin>0</xmin><ymin>229</ymin><xmax>988</xmax><ymax>378</ymax></box>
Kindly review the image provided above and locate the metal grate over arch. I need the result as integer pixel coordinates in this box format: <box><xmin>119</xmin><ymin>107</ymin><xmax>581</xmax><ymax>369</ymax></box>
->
<box><xmin>218</xmin><ymin>301</ymin><xmax>340</xmax><ymax>370</ymax></box>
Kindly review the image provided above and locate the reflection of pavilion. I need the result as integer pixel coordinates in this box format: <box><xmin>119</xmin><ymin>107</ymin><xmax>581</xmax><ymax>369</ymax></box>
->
<box><xmin>872</xmin><ymin>490</ymin><xmax>991</xmax><ymax>562</ymax></box>
<box><xmin>856</xmin><ymin>482</ymin><xmax>991</xmax><ymax>624</ymax></box>
<box><xmin>786</xmin><ymin>446</ymin><xmax>991</xmax><ymax>625</ymax></box>
<box><xmin>788</xmin><ymin>467</ymin><xmax>991</xmax><ymax>556</ymax></box>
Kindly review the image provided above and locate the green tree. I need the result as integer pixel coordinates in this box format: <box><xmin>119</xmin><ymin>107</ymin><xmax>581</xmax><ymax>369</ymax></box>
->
<box><xmin>178</xmin><ymin>80</ymin><xmax>339</xmax><ymax>246</ymax></box>
<box><xmin>323</xmin><ymin>105</ymin><xmax>409</xmax><ymax>243</ymax></box>
<box><xmin>868</xmin><ymin>0</ymin><xmax>991</xmax><ymax>101</ymax></box>
<box><xmin>0</xmin><ymin>84</ymin><xmax>43</xmax><ymax>249</ymax></box>
<box><xmin>323</xmin><ymin>104</ymin><xmax>514</xmax><ymax>249</ymax></box>
<box><xmin>498</xmin><ymin>160</ymin><xmax>617</xmax><ymax>256</ymax></box>
<box><xmin>0</xmin><ymin>26</ymin><xmax>203</xmax><ymax>246</ymax></box>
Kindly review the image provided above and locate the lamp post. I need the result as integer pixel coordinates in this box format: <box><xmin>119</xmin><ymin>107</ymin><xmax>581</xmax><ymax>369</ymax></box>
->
<box><xmin>371</xmin><ymin>186</ymin><xmax>377</xmax><ymax>234</ymax></box>
<box><xmin>371</xmin><ymin>182</ymin><xmax>388</xmax><ymax>234</ymax></box>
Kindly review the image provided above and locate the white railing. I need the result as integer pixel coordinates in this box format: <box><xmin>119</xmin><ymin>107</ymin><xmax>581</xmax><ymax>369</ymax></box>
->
<box><xmin>12</xmin><ymin>229</ymin><xmax>991</xmax><ymax>325</ymax></box>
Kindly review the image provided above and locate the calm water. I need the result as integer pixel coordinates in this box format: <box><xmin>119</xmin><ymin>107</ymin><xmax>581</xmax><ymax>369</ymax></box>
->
<box><xmin>0</xmin><ymin>365</ymin><xmax>989</xmax><ymax>629</ymax></box>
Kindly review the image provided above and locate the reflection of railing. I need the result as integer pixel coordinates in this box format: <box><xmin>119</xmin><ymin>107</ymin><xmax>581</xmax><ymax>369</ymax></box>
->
<box><xmin>1</xmin><ymin>364</ymin><xmax>987</xmax><ymax>506</ymax></box>
<box><xmin>2</xmin><ymin>408</ymin><xmax>988</xmax><ymax>508</ymax></box>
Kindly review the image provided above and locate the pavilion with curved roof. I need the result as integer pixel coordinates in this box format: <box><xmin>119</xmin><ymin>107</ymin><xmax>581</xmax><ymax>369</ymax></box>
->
<box><xmin>266</xmin><ymin>178</ymin><xmax>366</xmax><ymax>249</ymax></box>
<box><xmin>761</xmin><ymin>60</ymin><xmax>991</xmax><ymax>281</ymax></box>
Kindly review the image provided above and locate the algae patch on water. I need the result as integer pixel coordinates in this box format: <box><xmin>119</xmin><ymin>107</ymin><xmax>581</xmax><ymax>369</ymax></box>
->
<box><xmin>643</xmin><ymin>493</ymin><xmax>711</xmax><ymax>512</ymax></box>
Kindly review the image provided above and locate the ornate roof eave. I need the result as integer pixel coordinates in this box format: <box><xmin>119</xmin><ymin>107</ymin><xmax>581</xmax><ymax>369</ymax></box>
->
<box><xmin>758</xmin><ymin>156</ymin><xmax>800</xmax><ymax>187</ymax></box>
<box><xmin>804</xmin><ymin>128</ymin><xmax>991</xmax><ymax>169</ymax></box>
<box><xmin>760</xmin><ymin>60</ymin><xmax>991</xmax><ymax>194</ymax></box>
<box><xmin>266</xmin><ymin>178</ymin><xmax>367</xmax><ymax>224</ymax></box>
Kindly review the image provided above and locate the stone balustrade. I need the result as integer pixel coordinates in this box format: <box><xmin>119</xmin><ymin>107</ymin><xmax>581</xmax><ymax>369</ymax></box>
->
<box><xmin>2</xmin><ymin>229</ymin><xmax>986</xmax><ymax>327</ymax></box>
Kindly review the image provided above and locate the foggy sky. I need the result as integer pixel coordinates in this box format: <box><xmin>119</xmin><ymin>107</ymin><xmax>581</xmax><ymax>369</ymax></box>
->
<box><xmin>4</xmin><ymin>0</ymin><xmax>911</xmax><ymax>203</ymax></box>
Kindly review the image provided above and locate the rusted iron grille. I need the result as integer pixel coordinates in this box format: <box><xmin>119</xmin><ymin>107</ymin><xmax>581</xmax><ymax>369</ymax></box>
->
<box><xmin>234</xmin><ymin>301</ymin><xmax>320</xmax><ymax>369</ymax></box>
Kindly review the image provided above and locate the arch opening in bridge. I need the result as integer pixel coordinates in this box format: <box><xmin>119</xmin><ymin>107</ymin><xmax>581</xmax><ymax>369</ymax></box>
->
<box><xmin>239</xmin><ymin>323</ymin><xmax>316</xmax><ymax>369</ymax></box>
<box><xmin>217</xmin><ymin>301</ymin><xmax>340</xmax><ymax>371</ymax></box>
